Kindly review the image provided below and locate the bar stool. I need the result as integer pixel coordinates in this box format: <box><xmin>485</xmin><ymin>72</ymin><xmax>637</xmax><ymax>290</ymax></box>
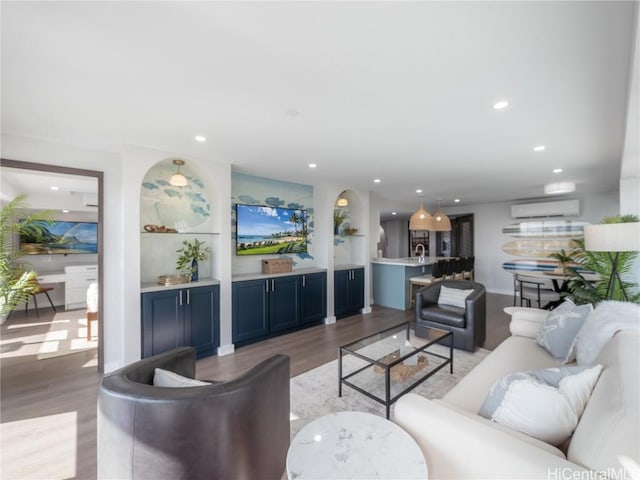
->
<box><xmin>409</xmin><ymin>260</ymin><xmax>445</xmax><ymax>307</ymax></box>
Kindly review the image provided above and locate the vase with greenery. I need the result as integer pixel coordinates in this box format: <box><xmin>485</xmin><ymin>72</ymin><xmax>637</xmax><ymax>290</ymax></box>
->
<box><xmin>176</xmin><ymin>239</ymin><xmax>210</xmax><ymax>281</ymax></box>
<box><xmin>563</xmin><ymin>214</ymin><xmax>639</xmax><ymax>305</ymax></box>
<box><xmin>0</xmin><ymin>194</ymin><xmax>52</xmax><ymax>321</ymax></box>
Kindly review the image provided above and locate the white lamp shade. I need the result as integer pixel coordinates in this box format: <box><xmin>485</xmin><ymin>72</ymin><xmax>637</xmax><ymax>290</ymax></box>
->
<box><xmin>169</xmin><ymin>172</ymin><xmax>188</xmax><ymax>187</ymax></box>
<box><xmin>409</xmin><ymin>204</ymin><xmax>434</xmax><ymax>230</ymax></box>
<box><xmin>584</xmin><ymin>223</ymin><xmax>640</xmax><ymax>252</ymax></box>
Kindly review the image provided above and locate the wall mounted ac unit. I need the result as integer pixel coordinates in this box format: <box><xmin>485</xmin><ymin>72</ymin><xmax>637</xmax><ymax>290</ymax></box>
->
<box><xmin>82</xmin><ymin>193</ymin><xmax>98</xmax><ymax>207</ymax></box>
<box><xmin>510</xmin><ymin>199</ymin><xmax>580</xmax><ymax>219</ymax></box>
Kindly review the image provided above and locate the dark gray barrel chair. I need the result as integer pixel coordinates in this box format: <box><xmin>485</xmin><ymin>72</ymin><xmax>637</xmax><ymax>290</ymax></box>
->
<box><xmin>414</xmin><ymin>280</ymin><xmax>486</xmax><ymax>352</ymax></box>
<box><xmin>97</xmin><ymin>347</ymin><xmax>290</xmax><ymax>480</ymax></box>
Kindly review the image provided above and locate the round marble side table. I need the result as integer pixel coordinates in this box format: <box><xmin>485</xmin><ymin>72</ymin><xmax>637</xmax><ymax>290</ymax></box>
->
<box><xmin>286</xmin><ymin>411</ymin><xmax>428</xmax><ymax>479</ymax></box>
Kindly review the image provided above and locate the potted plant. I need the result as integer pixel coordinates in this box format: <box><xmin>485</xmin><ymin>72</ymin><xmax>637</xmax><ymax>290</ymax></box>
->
<box><xmin>176</xmin><ymin>239</ymin><xmax>210</xmax><ymax>281</ymax></box>
<box><xmin>548</xmin><ymin>249</ymin><xmax>576</xmax><ymax>274</ymax></box>
<box><xmin>564</xmin><ymin>214</ymin><xmax>640</xmax><ymax>305</ymax></box>
<box><xmin>0</xmin><ymin>194</ymin><xmax>52</xmax><ymax>322</ymax></box>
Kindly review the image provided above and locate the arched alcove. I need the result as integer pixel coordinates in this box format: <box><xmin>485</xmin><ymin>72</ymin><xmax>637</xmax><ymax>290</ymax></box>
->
<box><xmin>333</xmin><ymin>189</ymin><xmax>366</xmax><ymax>266</ymax></box>
<box><xmin>139</xmin><ymin>158</ymin><xmax>218</xmax><ymax>283</ymax></box>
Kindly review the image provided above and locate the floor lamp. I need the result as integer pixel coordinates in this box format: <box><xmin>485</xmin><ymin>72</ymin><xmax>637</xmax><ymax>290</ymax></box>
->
<box><xmin>584</xmin><ymin>222</ymin><xmax>640</xmax><ymax>301</ymax></box>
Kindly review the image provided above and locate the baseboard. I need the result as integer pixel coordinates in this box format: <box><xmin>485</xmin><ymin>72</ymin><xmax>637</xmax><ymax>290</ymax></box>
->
<box><xmin>324</xmin><ymin>316</ymin><xmax>336</xmax><ymax>325</ymax></box>
<box><xmin>217</xmin><ymin>344</ymin><xmax>235</xmax><ymax>356</ymax></box>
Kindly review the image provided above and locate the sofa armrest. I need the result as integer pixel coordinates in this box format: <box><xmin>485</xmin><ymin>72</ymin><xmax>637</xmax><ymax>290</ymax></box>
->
<box><xmin>394</xmin><ymin>394</ymin><xmax>589</xmax><ymax>479</ymax></box>
<box><xmin>509</xmin><ymin>307</ymin><xmax>549</xmax><ymax>339</ymax></box>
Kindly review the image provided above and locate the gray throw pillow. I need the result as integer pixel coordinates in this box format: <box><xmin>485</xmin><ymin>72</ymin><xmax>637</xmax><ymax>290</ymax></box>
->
<box><xmin>437</xmin><ymin>285</ymin><xmax>474</xmax><ymax>308</ymax></box>
<box><xmin>536</xmin><ymin>300</ymin><xmax>593</xmax><ymax>363</ymax></box>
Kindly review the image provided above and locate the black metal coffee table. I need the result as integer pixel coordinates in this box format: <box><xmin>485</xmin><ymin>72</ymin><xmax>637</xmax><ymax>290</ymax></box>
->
<box><xmin>339</xmin><ymin>322</ymin><xmax>453</xmax><ymax>418</ymax></box>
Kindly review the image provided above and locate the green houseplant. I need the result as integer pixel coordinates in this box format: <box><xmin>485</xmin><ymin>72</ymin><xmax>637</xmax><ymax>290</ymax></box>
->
<box><xmin>176</xmin><ymin>239</ymin><xmax>209</xmax><ymax>281</ymax></box>
<box><xmin>0</xmin><ymin>194</ymin><xmax>52</xmax><ymax>321</ymax></box>
<box><xmin>563</xmin><ymin>214</ymin><xmax>640</xmax><ymax>305</ymax></box>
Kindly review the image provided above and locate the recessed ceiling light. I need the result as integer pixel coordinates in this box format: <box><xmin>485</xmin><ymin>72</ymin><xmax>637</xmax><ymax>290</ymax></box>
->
<box><xmin>373</xmin><ymin>179</ymin><xmax>381</xmax><ymax>183</ymax></box>
<box><xmin>195</xmin><ymin>135</ymin><xmax>206</xmax><ymax>142</ymax></box>
<box><xmin>534</xmin><ymin>145</ymin><xmax>545</xmax><ymax>152</ymax></box>
<box><xmin>493</xmin><ymin>100</ymin><xmax>509</xmax><ymax>110</ymax></box>
<box><xmin>454</xmin><ymin>198</ymin><xmax>461</xmax><ymax>203</ymax></box>
<box><xmin>544</xmin><ymin>182</ymin><xmax>576</xmax><ymax>195</ymax></box>
<box><xmin>416</xmin><ymin>189</ymin><xmax>423</xmax><ymax>194</ymax></box>
<box><xmin>62</xmin><ymin>209</ymin><xmax>70</xmax><ymax>213</ymax></box>
<box><xmin>553</xmin><ymin>168</ymin><xmax>563</xmax><ymax>174</ymax></box>
<box><xmin>50</xmin><ymin>186</ymin><xmax>59</xmax><ymax>190</ymax></box>
<box><xmin>308</xmin><ymin>163</ymin><xmax>317</xmax><ymax>169</ymax></box>
<box><xmin>392</xmin><ymin>212</ymin><xmax>397</xmax><ymax>215</ymax></box>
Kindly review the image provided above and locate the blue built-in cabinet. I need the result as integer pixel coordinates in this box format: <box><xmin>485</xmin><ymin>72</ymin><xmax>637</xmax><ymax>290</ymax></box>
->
<box><xmin>334</xmin><ymin>267</ymin><xmax>364</xmax><ymax>319</ymax></box>
<box><xmin>232</xmin><ymin>270</ymin><xmax>327</xmax><ymax>347</ymax></box>
<box><xmin>141</xmin><ymin>283</ymin><xmax>220</xmax><ymax>359</ymax></box>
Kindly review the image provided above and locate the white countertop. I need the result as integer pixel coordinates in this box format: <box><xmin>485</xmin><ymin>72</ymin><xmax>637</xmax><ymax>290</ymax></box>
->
<box><xmin>372</xmin><ymin>256</ymin><xmax>455</xmax><ymax>267</ymax></box>
<box><xmin>140</xmin><ymin>277</ymin><xmax>220</xmax><ymax>293</ymax></box>
<box><xmin>233</xmin><ymin>267</ymin><xmax>327</xmax><ymax>282</ymax></box>
<box><xmin>334</xmin><ymin>264</ymin><xmax>365</xmax><ymax>271</ymax></box>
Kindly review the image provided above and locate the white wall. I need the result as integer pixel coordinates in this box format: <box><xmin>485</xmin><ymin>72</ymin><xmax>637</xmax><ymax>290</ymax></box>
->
<box><xmin>380</xmin><ymin>219</ymin><xmax>408</xmax><ymax>258</ymax></box>
<box><xmin>442</xmin><ymin>192</ymin><xmax>620</xmax><ymax>295</ymax></box>
<box><xmin>1</xmin><ymin>135</ymin><xmax>233</xmax><ymax>371</ymax></box>
<box><xmin>2</xmin><ymin>133</ymin><xmax>125</xmax><ymax>371</ymax></box>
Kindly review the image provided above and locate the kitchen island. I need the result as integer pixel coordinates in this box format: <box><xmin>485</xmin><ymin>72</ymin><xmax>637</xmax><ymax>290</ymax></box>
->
<box><xmin>371</xmin><ymin>257</ymin><xmax>448</xmax><ymax>310</ymax></box>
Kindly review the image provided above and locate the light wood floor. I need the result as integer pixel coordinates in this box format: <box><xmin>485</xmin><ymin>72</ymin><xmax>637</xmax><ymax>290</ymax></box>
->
<box><xmin>0</xmin><ymin>293</ymin><xmax>512</xmax><ymax>479</ymax></box>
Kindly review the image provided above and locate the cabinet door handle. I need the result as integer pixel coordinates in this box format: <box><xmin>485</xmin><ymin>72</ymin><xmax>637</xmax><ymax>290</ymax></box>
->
<box><xmin>186</xmin><ymin>289</ymin><xmax>190</xmax><ymax>305</ymax></box>
<box><xmin>271</xmin><ymin>279</ymin><xmax>275</xmax><ymax>291</ymax></box>
<box><xmin>266</xmin><ymin>279</ymin><xmax>269</xmax><ymax>293</ymax></box>
<box><xmin>179</xmin><ymin>290</ymin><xmax>183</xmax><ymax>306</ymax></box>
<box><xmin>302</xmin><ymin>275</ymin><xmax>306</xmax><ymax>287</ymax></box>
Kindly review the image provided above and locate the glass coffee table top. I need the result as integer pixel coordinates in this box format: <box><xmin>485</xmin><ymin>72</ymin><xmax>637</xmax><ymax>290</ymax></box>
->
<box><xmin>339</xmin><ymin>321</ymin><xmax>453</xmax><ymax>418</ymax></box>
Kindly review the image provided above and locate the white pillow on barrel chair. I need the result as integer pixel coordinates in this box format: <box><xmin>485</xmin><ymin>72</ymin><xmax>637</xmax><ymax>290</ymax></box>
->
<box><xmin>153</xmin><ymin>368</ymin><xmax>211</xmax><ymax>388</ymax></box>
<box><xmin>437</xmin><ymin>285</ymin><xmax>474</xmax><ymax>309</ymax></box>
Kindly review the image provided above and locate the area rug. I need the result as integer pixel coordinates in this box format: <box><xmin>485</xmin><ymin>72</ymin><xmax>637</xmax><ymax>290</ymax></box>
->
<box><xmin>36</xmin><ymin>310</ymin><xmax>98</xmax><ymax>360</ymax></box>
<box><xmin>289</xmin><ymin>335</ymin><xmax>489</xmax><ymax>439</ymax></box>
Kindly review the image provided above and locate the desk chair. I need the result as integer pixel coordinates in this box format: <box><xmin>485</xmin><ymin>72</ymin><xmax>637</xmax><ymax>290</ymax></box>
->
<box><xmin>25</xmin><ymin>280</ymin><xmax>56</xmax><ymax>318</ymax></box>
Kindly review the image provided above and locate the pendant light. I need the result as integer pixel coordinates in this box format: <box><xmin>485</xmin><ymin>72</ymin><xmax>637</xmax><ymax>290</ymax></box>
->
<box><xmin>336</xmin><ymin>191</ymin><xmax>348</xmax><ymax>207</ymax></box>
<box><xmin>169</xmin><ymin>159</ymin><xmax>188</xmax><ymax>187</ymax></box>
<box><xmin>431</xmin><ymin>200</ymin><xmax>452</xmax><ymax>232</ymax></box>
<box><xmin>409</xmin><ymin>195</ymin><xmax>434</xmax><ymax>231</ymax></box>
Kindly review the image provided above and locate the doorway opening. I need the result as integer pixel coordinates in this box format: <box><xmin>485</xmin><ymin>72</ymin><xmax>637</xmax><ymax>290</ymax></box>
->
<box><xmin>0</xmin><ymin>158</ymin><xmax>104</xmax><ymax>372</ymax></box>
<box><xmin>435</xmin><ymin>214</ymin><xmax>474</xmax><ymax>258</ymax></box>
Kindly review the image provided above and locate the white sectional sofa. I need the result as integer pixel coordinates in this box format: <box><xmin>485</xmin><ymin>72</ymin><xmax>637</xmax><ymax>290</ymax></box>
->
<box><xmin>394</xmin><ymin>304</ymin><xmax>640</xmax><ymax>479</ymax></box>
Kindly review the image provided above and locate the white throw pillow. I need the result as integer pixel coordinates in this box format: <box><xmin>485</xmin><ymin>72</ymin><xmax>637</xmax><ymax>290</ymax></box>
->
<box><xmin>536</xmin><ymin>300</ymin><xmax>593</xmax><ymax>363</ymax></box>
<box><xmin>153</xmin><ymin>368</ymin><xmax>210</xmax><ymax>388</ymax></box>
<box><xmin>437</xmin><ymin>285</ymin><xmax>474</xmax><ymax>308</ymax></box>
<box><xmin>575</xmin><ymin>300</ymin><xmax>640</xmax><ymax>366</ymax></box>
<box><xmin>478</xmin><ymin>364</ymin><xmax>602</xmax><ymax>445</ymax></box>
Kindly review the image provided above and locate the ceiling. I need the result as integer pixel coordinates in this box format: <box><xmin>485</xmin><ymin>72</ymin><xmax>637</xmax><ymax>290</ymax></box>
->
<box><xmin>1</xmin><ymin>1</ymin><xmax>637</xmax><ymax>212</ymax></box>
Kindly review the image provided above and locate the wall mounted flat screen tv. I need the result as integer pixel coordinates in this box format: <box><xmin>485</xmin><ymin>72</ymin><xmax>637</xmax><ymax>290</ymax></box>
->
<box><xmin>20</xmin><ymin>220</ymin><xmax>98</xmax><ymax>255</ymax></box>
<box><xmin>236</xmin><ymin>204</ymin><xmax>307</xmax><ymax>255</ymax></box>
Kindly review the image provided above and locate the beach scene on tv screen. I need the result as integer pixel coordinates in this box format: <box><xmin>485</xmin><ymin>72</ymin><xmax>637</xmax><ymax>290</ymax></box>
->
<box><xmin>236</xmin><ymin>205</ymin><xmax>307</xmax><ymax>255</ymax></box>
<box><xmin>20</xmin><ymin>221</ymin><xmax>98</xmax><ymax>254</ymax></box>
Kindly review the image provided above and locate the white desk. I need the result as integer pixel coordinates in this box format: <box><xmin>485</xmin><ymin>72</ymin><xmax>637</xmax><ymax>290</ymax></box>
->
<box><xmin>36</xmin><ymin>272</ymin><xmax>66</xmax><ymax>284</ymax></box>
